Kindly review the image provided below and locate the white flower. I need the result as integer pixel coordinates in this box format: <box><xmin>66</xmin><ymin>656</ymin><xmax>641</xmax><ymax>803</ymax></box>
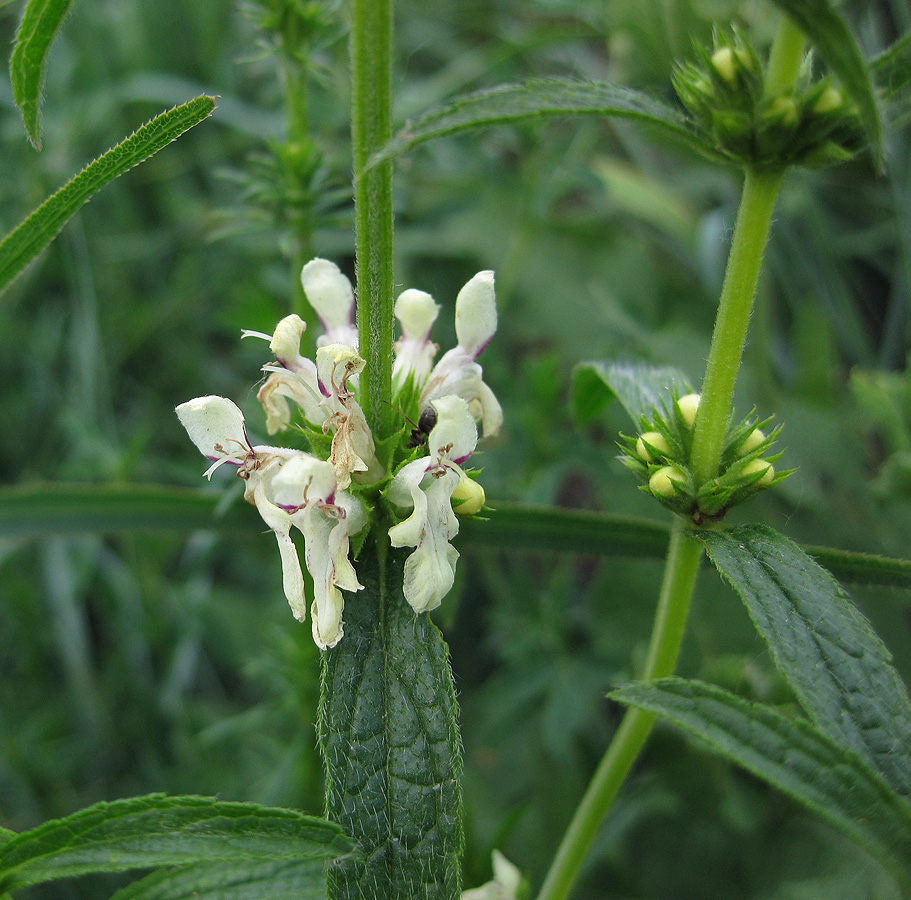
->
<box><xmin>393</xmin><ymin>288</ymin><xmax>440</xmax><ymax>390</ymax></box>
<box><xmin>461</xmin><ymin>851</ymin><xmax>523</xmax><ymax>900</ymax></box>
<box><xmin>175</xmin><ymin>396</ymin><xmax>366</xmax><ymax>648</ymax></box>
<box><xmin>301</xmin><ymin>258</ymin><xmax>359</xmax><ymax>349</ymax></box>
<box><xmin>316</xmin><ymin>343</ymin><xmax>383</xmax><ymax>489</ymax></box>
<box><xmin>420</xmin><ymin>271</ymin><xmax>503</xmax><ymax>437</ymax></box>
<box><xmin>175</xmin><ymin>396</ymin><xmax>309</xmax><ymax>622</ymax></box>
<box><xmin>271</xmin><ymin>456</ymin><xmax>366</xmax><ymax>649</ymax></box>
<box><xmin>243</xmin><ymin>314</ymin><xmax>326</xmax><ymax>434</ymax></box>
<box><xmin>387</xmin><ymin>395</ymin><xmax>478</xmax><ymax>613</ymax></box>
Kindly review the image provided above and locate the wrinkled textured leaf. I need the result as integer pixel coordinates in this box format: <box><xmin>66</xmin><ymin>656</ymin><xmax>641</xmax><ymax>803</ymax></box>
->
<box><xmin>0</xmin><ymin>96</ymin><xmax>215</xmax><ymax>296</ymax></box>
<box><xmin>320</xmin><ymin>541</ymin><xmax>462</xmax><ymax>900</ymax></box>
<box><xmin>10</xmin><ymin>0</ymin><xmax>76</xmax><ymax>148</ymax></box>
<box><xmin>769</xmin><ymin>0</ymin><xmax>882</xmax><ymax>163</ymax></box>
<box><xmin>108</xmin><ymin>859</ymin><xmax>328</xmax><ymax>900</ymax></box>
<box><xmin>613</xmin><ymin>678</ymin><xmax>911</xmax><ymax>887</ymax></box>
<box><xmin>371</xmin><ymin>79</ymin><xmax>706</xmax><ymax>165</ymax></box>
<box><xmin>571</xmin><ymin>360</ymin><xmax>692</xmax><ymax>426</ymax></box>
<box><xmin>699</xmin><ymin>525</ymin><xmax>911</xmax><ymax>798</ymax></box>
<box><xmin>0</xmin><ymin>794</ymin><xmax>352</xmax><ymax>892</ymax></box>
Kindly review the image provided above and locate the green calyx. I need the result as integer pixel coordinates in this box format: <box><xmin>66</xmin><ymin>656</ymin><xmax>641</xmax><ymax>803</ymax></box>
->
<box><xmin>620</xmin><ymin>393</ymin><xmax>791</xmax><ymax>524</ymax></box>
<box><xmin>673</xmin><ymin>30</ymin><xmax>866</xmax><ymax>170</ymax></box>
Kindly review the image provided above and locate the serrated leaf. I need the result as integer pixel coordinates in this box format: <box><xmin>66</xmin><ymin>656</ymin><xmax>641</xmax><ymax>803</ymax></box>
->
<box><xmin>10</xmin><ymin>0</ymin><xmax>76</xmax><ymax>148</ymax></box>
<box><xmin>0</xmin><ymin>96</ymin><xmax>215</xmax><ymax>296</ymax></box>
<box><xmin>108</xmin><ymin>859</ymin><xmax>328</xmax><ymax>900</ymax></box>
<box><xmin>612</xmin><ymin>678</ymin><xmax>911</xmax><ymax>887</ymax></box>
<box><xmin>571</xmin><ymin>360</ymin><xmax>692</xmax><ymax>426</ymax></box>
<box><xmin>769</xmin><ymin>0</ymin><xmax>882</xmax><ymax>164</ymax></box>
<box><xmin>370</xmin><ymin>79</ymin><xmax>708</xmax><ymax>166</ymax></box>
<box><xmin>320</xmin><ymin>540</ymin><xmax>462</xmax><ymax>900</ymax></box>
<box><xmin>0</xmin><ymin>794</ymin><xmax>352</xmax><ymax>892</ymax></box>
<box><xmin>698</xmin><ymin>525</ymin><xmax>911</xmax><ymax>799</ymax></box>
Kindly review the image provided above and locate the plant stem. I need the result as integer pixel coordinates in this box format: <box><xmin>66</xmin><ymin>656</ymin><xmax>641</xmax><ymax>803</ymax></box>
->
<box><xmin>351</xmin><ymin>0</ymin><xmax>395</xmax><ymax>440</ymax></box>
<box><xmin>536</xmin><ymin>17</ymin><xmax>806</xmax><ymax>900</ymax></box>
<box><xmin>535</xmin><ymin>521</ymin><xmax>702</xmax><ymax>900</ymax></box>
<box><xmin>688</xmin><ymin>167</ymin><xmax>782</xmax><ymax>482</ymax></box>
<box><xmin>688</xmin><ymin>17</ymin><xmax>804</xmax><ymax>484</ymax></box>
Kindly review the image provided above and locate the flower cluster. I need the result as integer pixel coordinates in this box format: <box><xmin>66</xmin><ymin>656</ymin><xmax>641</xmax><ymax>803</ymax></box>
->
<box><xmin>620</xmin><ymin>392</ymin><xmax>788</xmax><ymax>524</ymax></box>
<box><xmin>673</xmin><ymin>30</ymin><xmax>866</xmax><ymax>169</ymax></box>
<box><xmin>176</xmin><ymin>259</ymin><xmax>500</xmax><ymax>648</ymax></box>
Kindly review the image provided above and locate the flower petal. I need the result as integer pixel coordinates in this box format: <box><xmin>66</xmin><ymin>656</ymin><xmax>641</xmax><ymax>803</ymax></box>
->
<box><xmin>393</xmin><ymin>288</ymin><xmax>440</xmax><ymax>388</ymax></box>
<box><xmin>427</xmin><ymin>395</ymin><xmax>478</xmax><ymax>465</ymax></box>
<box><xmin>175</xmin><ymin>396</ymin><xmax>250</xmax><ymax>464</ymax></box>
<box><xmin>455</xmin><ymin>270</ymin><xmax>496</xmax><ymax>358</ymax></box>
<box><xmin>301</xmin><ymin>258</ymin><xmax>358</xmax><ymax>348</ymax></box>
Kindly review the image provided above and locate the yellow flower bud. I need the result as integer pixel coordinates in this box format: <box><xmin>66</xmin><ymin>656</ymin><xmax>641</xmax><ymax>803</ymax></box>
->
<box><xmin>813</xmin><ymin>85</ymin><xmax>843</xmax><ymax>114</ymax></box>
<box><xmin>739</xmin><ymin>428</ymin><xmax>766</xmax><ymax>455</ymax></box>
<box><xmin>677</xmin><ymin>393</ymin><xmax>701</xmax><ymax>428</ymax></box>
<box><xmin>636</xmin><ymin>431</ymin><xmax>672</xmax><ymax>462</ymax></box>
<box><xmin>711</xmin><ymin>46</ymin><xmax>737</xmax><ymax>85</ymax></box>
<box><xmin>767</xmin><ymin>94</ymin><xmax>798</xmax><ymax>126</ymax></box>
<box><xmin>649</xmin><ymin>465</ymin><xmax>687</xmax><ymax>498</ymax></box>
<box><xmin>452</xmin><ymin>474</ymin><xmax>485</xmax><ymax>516</ymax></box>
<box><xmin>742</xmin><ymin>458</ymin><xmax>774</xmax><ymax>486</ymax></box>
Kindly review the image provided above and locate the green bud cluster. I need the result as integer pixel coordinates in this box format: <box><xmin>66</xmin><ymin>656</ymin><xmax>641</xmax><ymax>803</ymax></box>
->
<box><xmin>620</xmin><ymin>392</ymin><xmax>791</xmax><ymax>523</ymax></box>
<box><xmin>673</xmin><ymin>30</ymin><xmax>866</xmax><ymax>169</ymax></box>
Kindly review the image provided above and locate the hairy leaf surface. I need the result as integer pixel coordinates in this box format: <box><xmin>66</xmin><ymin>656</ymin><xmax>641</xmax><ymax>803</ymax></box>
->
<box><xmin>699</xmin><ymin>525</ymin><xmax>911</xmax><ymax>798</ymax></box>
<box><xmin>613</xmin><ymin>678</ymin><xmax>911</xmax><ymax>886</ymax></box>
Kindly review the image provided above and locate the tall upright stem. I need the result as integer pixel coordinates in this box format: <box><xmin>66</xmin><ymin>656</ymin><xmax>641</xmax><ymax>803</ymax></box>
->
<box><xmin>535</xmin><ymin>521</ymin><xmax>701</xmax><ymax>900</ymax></box>
<box><xmin>688</xmin><ymin>168</ymin><xmax>782</xmax><ymax>482</ymax></box>
<box><xmin>535</xmin><ymin>16</ymin><xmax>806</xmax><ymax>900</ymax></box>
<box><xmin>351</xmin><ymin>0</ymin><xmax>395</xmax><ymax>440</ymax></box>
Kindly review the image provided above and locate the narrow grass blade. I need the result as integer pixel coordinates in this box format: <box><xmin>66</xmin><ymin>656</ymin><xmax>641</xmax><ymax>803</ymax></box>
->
<box><xmin>0</xmin><ymin>794</ymin><xmax>352</xmax><ymax>892</ymax></box>
<box><xmin>10</xmin><ymin>0</ymin><xmax>76</xmax><ymax>148</ymax></box>
<box><xmin>699</xmin><ymin>525</ymin><xmax>911</xmax><ymax>798</ymax></box>
<box><xmin>2</xmin><ymin>485</ymin><xmax>911</xmax><ymax>589</ymax></box>
<box><xmin>769</xmin><ymin>0</ymin><xmax>882</xmax><ymax>164</ymax></box>
<box><xmin>613</xmin><ymin>678</ymin><xmax>911</xmax><ymax>888</ymax></box>
<box><xmin>370</xmin><ymin>79</ymin><xmax>708</xmax><ymax>166</ymax></box>
<box><xmin>0</xmin><ymin>96</ymin><xmax>215</xmax><ymax>295</ymax></box>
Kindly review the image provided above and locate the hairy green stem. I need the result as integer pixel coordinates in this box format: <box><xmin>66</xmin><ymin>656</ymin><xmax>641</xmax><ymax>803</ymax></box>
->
<box><xmin>689</xmin><ymin>18</ymin><xmax>804</xmax><ymax>484</ymax></box>
<box><xmin>351</xmin><ymin>0</ymin><xmax>395</xmax><ymax>440</ymax></box>
<box><xmin>536</xmin><ymin>18</ymin><xmax>807</xmax><ymax>900</ymax></box>
<box><xmin>688</xmin><ymin>167</ymin><xmax>782</xmax><ymax>482</ymax></box>
<box><xmin>535</xmin><ymin>521</ymin><xmax>702</xmax><ymax>900</ymax></box>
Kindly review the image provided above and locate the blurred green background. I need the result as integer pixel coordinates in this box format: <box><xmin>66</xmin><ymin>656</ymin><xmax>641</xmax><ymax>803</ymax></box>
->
<box><xmin>1</xmin><ymin>0</ymin><xmax>910</xmax><ymax>897</ymax></box>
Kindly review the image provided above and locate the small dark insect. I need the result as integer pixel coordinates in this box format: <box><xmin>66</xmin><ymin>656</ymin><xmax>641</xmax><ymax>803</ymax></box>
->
<box><xmin>407</xmin><ymin>405</ymin><xmax>438</xmax><ymax>448</ymax></box>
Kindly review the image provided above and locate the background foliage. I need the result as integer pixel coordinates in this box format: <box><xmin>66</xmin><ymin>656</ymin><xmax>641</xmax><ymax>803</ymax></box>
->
<box><xmin>1</xmin><ymin>0</ymin><xmax>910</xmax><ymax>897</ymax></box>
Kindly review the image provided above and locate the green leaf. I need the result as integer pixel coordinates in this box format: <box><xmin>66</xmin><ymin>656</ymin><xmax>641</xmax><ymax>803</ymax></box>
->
<box><xmin>0</xmin><ymin>483</ymin><xmax>251</xmax><ymax>536</ymax></box>
<box><xmin>0</xmin><ymin>794</ymin><xmax>352</xmax><ymax>892</ymax></box>
<box><xmin>2</xmin><ymin>485</ymin><xmax>911</xmax><ymax>589</ymax></box>
<box><xmin>612</xmin><ymin>678</ymin><xmax>911</xmax><ymax>887</ymax></box>
<box><xmin>0</xmin><ymin>96</ymin><xmax>215</xmax><ymax>296</ymax></box>
<box><xmin>698</xmin><ymin>525</ymin><xmax>911</xmax><ymax>798</ymax></box>
<box><xmin>769</xmin><ymin>0</ymin><xmax>882</xmax><ymax>164</ymax></box>
<box><xmin>571</xmin><ymin>360</ymin><xmax>692</xmax><ymax>426</ymax></box>
<box><xmin>872</xmin><ymin>31</ymin><xmax>911</xmax><ymax>100</ymax></box>
<box><xmin>0</xmin><ymin>832</ymin><xmax>13</xmax><ymax>850</ymax></box>
<box><xmin>108</xmin><ymin>859</ymin><xmax>328</xmax><ymax>900</ymax></box>
<box><xmin>10</xmin><ymin>0</ymin><xmax>76</xmax><ymax>148</ymax></box>
<box><xmin>320</xmin><ymin>539</ymin><xmax>463</xmax><ymax>900</ymax></box>
<box><xmin>370</xmin><ymin>79</ymin><xmax>708</xmax><ymax>166</ymax></box>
